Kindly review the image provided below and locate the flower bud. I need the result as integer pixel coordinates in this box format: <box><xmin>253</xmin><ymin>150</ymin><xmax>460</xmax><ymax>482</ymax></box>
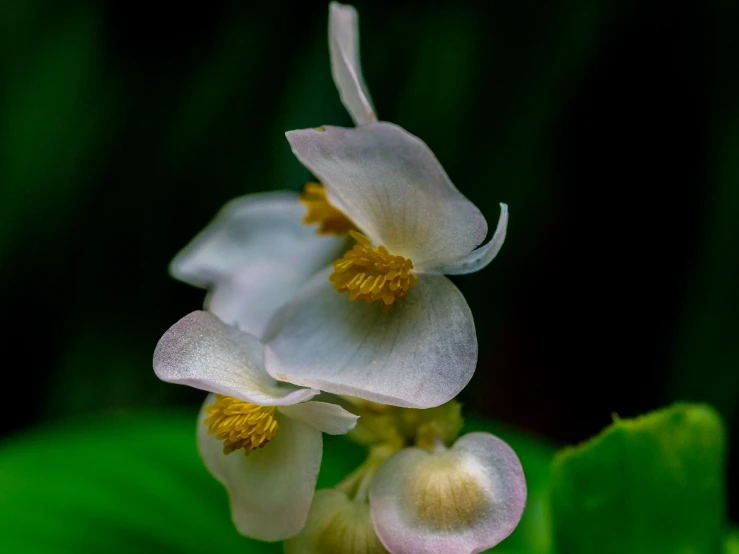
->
<box><xmin>286</xmin><ymin>489</ymin><xmax>388</xmax><ymax>554</ymax></box>
<box><xmin>370</xmin><ymin>433</ymin><xmax>526</xmax><ymax>554</ymax></box>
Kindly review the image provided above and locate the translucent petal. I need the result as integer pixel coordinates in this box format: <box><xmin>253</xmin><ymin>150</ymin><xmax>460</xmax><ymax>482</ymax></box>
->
<box><xmin>416</xmin><ymin>203</ymin><xmax>508</xmax><ymax>275</ymax></box>
<box><xmin>264</xmin><ymin>269</ymin><xmax>477</xmax><ymax>409</ymax></box>
<box><xmin>370</xmin><ymin>433</ymin><xmax>527</xmax><ymax>554</ymax></box>
<box><xmin>169</xmin><ymin>191</ymin><xmax>345</xmax><ymax>288</ymax></box>
<box><xmin>286</xmin><ymin>123</ymin><xmax>488</xmax><ymax>267</ymax></box>
<box><xmin>154</xmin><ymin>311</ymin><xmax>319</xmax><ymax>406</ymax></box>
<box><xmin>198</xmin><ymin>395</ymin><xmax>322</xmax><ymax>541</ymax></box>
<box><xmin>329</xmin><ymin>2</ymin><xmax>376</xmax><ymax>126</ymax></box>
<box><xmin>285</xmin><ymin>489</ymin><xmax>387</xmax><ymax>554</ymax></box>
<box><xmin>206</xmin><ymin>236</ymin><xmax>345</xmax><ymax>339</ymax></box>
<box><xmin>278</xmin><ymin>401</ymin><xmax>359</xmax><ymax>435</ymax></box>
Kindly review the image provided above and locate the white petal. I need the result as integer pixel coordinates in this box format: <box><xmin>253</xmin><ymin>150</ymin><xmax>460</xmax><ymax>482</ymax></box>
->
<box><xmin>278</xmin><ymin>401</ymin><xmax>359</xmax><ymax>435</ymax></box>
<box><xmin>284</xmin><ymin>489</ymin><xmax>386</xmax><ymax>554</ymax></box>
<box><xmin>370</xmin><ymin>433</ymin><xmax>527</xmax><ymax>554</ymax></box>
<box><xmin>264</xmin><ymin>268</ymin><xmax>477</xmax><ymax>409</ymax></box>
<box><xmin>286</xmin><ymin>123</ymin><xmax>488</xmax><ymax>267</ymax></box>
<box><xmin>198</xmin><ymin>395</ymin><xmax>322</xmax><ymax>541</ymax></box>
<box><xmin>417</xmin><ymin>203</ymin><xmax>508</xmax><ymax>275</ymax></box>
<box><xmin>329</xmin><ymin>2</ymin><xmax>376</xmax><ymax>126</ymax></box>
<box><xmin>169</xmin><ymin>191</ymin><xmax>344</xmax><ymax>288</ymax></box>
<box><xmin>206</xmin><ymin>236</ymin><xmax>347</xmax><ymax>339</ymax></box>
<box><xmin>154</xmin><ymin>311</ymin><xmax>319</xmax><ymax>406</ymax></box>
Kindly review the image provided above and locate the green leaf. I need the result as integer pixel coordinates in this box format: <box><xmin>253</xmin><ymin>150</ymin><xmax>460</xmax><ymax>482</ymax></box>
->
<box><xmin>551</xmin><ymin>403</ymin><xmax>727</xmax><ymax>554</ymax></box>
<box><xmin>0</xmin><ymin>411</ymin><xmax>279</xmax><ymax>553</ymax></box>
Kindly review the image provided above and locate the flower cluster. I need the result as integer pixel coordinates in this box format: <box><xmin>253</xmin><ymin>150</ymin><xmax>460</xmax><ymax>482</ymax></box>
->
<box><xmin>154</xmin><ymin>2</ymin><xmax>525</xmax><ymax>553</ymax></box>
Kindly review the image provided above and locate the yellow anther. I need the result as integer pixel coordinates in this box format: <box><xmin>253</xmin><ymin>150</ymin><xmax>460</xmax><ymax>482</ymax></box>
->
<box><xmin>330</xmin><ymin>231</ymin><xmax>417</xmax><ymax>310</ymax></box>
<box><xmin>203</xmin><ymin>395</ymin><xmax>278</xmax><ymax>456</ymax></box>
<box><xmin>299</xmin><ymin>182</ymin><xmax>354</xmax><ymax>235</ymax></box>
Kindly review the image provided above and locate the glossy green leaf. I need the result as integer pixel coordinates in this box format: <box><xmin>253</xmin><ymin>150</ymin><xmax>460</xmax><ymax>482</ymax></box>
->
<box><xmin>551</xmin><ymin>403</ymin><xmax>727</xmax><ymax>554</ymax></box>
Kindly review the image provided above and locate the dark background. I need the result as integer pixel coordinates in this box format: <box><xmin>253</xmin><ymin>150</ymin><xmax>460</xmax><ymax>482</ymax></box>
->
<box><xmin>2</xmin><ymin>0</ymin><xmax>737</xmax><ymax>518</ymax></box>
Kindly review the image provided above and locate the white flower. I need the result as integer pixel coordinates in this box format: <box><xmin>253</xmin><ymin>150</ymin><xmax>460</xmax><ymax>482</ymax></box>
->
<box><xmin>153</xmin><ymin>311</ymin><xmax>359</xmax><ymax>541</ymax></box>
<box><xmin>167</xmin><ymin>4</ymin><xmax>381</xmax><ymax>339</ymax></box>
<box><xmin>286</xmin><ymin>431</ymin><xmax>525</xmax><ymax>554</ymax></box>
<box><xmin>261</xmin><ymin>3</ymin><xmax>508</xmax><ymax>410</ymax></box>
<box><xmin>169</xmin><ymin>192</ymin><xmax>347</xmax><ymax>339</ymax></box>
<box><xmin>370</xmin><ymin>433</ymin><xmax>526</xmax><ymax>554</ymax></box>
<box><xmin>166</xmin><ymin>4</ymin><xmax>375</xmax><ymax>339</ymax></box>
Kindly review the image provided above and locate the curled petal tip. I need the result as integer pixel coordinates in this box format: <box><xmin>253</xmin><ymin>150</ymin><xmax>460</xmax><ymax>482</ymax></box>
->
<box><xmin>329</xmin><ymin>1</ymin><xmax>376</xmax><ymax>125</ymax></box>
<box><xmin>418</xmin><ymin>202</ymin><xmax>508</xmax><ymax>275</ymax></box>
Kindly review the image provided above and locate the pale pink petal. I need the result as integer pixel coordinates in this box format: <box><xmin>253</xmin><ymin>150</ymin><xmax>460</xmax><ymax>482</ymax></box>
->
<box><xmin>154</xmin><ymin>311</ymin><xmax>319</xmax><ymax>406</ymax></box>
<box><xmin>370</xmin><ymin>433</ymin><xmax>527</xmax><ymax>554</ymax></box>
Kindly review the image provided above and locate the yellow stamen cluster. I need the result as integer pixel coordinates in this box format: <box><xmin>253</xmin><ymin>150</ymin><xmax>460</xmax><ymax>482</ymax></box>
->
<box><xmin>330</xmin><ymin>231</ymin><xmax>417</xmax><ymax>310</ymax></box>
<box><xmin>299</xmin><ymin>182</ymin><xmax>354</xmax><ymax>235</ymax></box>
<box><xmin>203</xmin><ymin>394</ymin><xmax>278</xmax><ymax>456</ymax></box>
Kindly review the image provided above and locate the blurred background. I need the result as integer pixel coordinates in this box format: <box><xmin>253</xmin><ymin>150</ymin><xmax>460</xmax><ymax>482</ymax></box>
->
<box><xmin>1</xmin><ymin>0</ymin><xmax>737</xmax><ymax>522</ymax></box>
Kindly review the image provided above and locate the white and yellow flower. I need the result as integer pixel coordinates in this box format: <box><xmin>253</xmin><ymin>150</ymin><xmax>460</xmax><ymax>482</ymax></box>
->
<box><xmin>153</xmin><ymin>310</ymin><xmax>358</xmax><ymax>541</ymax></box>
<box><xmin>169</xmin><ymin>191</ymin><xmax>347</xmax><ymax>339</ymax></box>
<box><xmin>370</xmin><ymin>433</ymin><xmax>526</xmax><ymax>554</ymax></box>
<box><xmin>166</xmin><ymin>3</ymin><xmax>378</xmax><ymax>340</ymax></box>
<box><xmin>286</xmin><ymin>428</ymin><xmax>526</xmax><ymax>554</ymax></box>
<box><xmin>171</xmin><ymin>2</ymin><xmax>508</xmax><ymax>408</ymax></box>
<box><xmin>262</xmin><ymin>3</ymin><xmax>508</xmax><ymax>409</ymax></box>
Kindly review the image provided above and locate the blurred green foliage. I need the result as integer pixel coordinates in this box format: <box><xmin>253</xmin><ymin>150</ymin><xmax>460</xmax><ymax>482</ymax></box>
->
<box><xmin>0</xmin><ymin>4</ymin><xmax>119</xmax><ymax>262</ymax></box>
<box><xmin>667</xmin><ymin>0</ymin><xmax>739</xmax><ymax>428</ymax></box>
<box><xmin>0</xmin><ymin>411</ymin><xmax>272</xmax><ymax>554</ymax></box>
<box><xmin>670</xmin><ymin>104</ymin><xmax>739</xmax><ymax>424</ymax></box>
<box><xmin>725</xmin><ymin>529</ymin><xmax>739</xmax><ymax>554</ymax></box>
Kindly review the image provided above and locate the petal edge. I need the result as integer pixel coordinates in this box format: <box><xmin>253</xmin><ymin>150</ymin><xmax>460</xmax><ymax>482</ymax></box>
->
<box><xmin>264</xmin><ymin>269</ymin><xmax>477</xmax><ymax>409</ymax></box>
<box><xmin>329</xmin><ymin>2</ymin><xmax>376</xmax><ymax>125</ymax></box>
<box><xmin>279</xmin><ymin>401</ymin><xmax>359</xmax><ymax>435</ymax></box>
<box><xmin>154</xmin><ymin>311</ymin><xmax>319</xmax><ymax>406</ymax></box>
<box><xmin>417</xmin><ymin>203</ymin><xmax>508</xmax><ymax>275</ymax></box>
